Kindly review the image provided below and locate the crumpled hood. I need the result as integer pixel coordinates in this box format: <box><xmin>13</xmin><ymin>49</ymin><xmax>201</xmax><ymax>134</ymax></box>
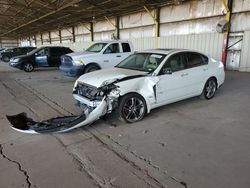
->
<box><xmin>76</xmin><ymin>68</ymin><xmax>147</xmax><ymax>87</ymax></box>
<box><xmin>67</xmin><ymin>51</ymin><xmax>97</xmax><ymax>61</ymax></box>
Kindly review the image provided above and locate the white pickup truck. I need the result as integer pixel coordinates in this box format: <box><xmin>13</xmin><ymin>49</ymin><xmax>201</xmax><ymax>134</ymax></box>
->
<box><xmin>60</xmin><ymin>40</ymin><xmax>134</xmax><ymax>77</ymax></box>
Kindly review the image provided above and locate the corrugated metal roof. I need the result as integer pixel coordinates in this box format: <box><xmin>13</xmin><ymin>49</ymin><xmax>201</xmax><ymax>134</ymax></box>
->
<box><xmin>0</xmin><ymin>0</ymin><xmax>190</xmax><ymax>38</ymax></box>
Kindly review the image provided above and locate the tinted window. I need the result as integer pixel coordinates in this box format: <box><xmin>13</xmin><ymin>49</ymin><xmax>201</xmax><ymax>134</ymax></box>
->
<box><xmin>13</xmin><ymin>48</ymin><xmax>21</xmax><ymax>53</ymax></box>
<box><xmin>104</xmin><ymin>43</ymin><xmax>120</xmax><ymax>54</ymax></box>
<box><xmin>20</xmin><ymin>48</ymin><xmax>28</xmax><ymax>53</ymax></box>
<box><xmin>37</xmin><ymin>48</ymin><xmax>49</xmax><ymax>56</ymax></box>
<box><xmin>161</xmin><ymin>53</ymin><xmax>187</xmax><ymax>73</ymax></box>
<box><xmin>186</xmin><ymin>52</ymin><xmax>205</xmax><ymax>68</ymax></box>
<box><xmin>201</xmin><ymin>54</ymin><xmax>209</xmax><ymax>64</ymax></box>
<box><xmin>63</xmin><ymin>48</ymin><xmax>73</xmax><ymax>53</ymax></box>
<box><xmin>122</xmin><ymin>43</ymin><xmax>131</xmax><ymax>52</ymax></box>
<box><xmin>50</xmin><ymin>48</ymin><xmax>62</xmax><ymax>55</ymax></box>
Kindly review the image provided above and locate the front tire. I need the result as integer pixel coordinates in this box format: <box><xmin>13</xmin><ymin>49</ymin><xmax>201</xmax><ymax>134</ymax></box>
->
<box><xmin>201</xmin><ymin>78</ymin><xmax>217</xmax><ymax>100</ymax></box>
<box><xmin>23</xmin><ymin>62</ymin><xmax>34</xmax><ymax>72</ymax></box>
<box><xmin>2</xmin><ymin>56</ymin><xmax>10</xmax><ymax>62</ymax></box>
<box><xmin>84</xmin><ymin>64</ymin><xmax>100</xmax><ymax>73</ymax></box>
<box><xmin>117</xmin><ymin>93</ymin><xmax>147</xmax><ymax>123</ymax></box>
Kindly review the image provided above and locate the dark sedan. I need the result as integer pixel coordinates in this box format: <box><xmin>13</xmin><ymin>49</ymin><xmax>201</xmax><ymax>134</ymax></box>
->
<box><xmin>0</xmin><ymin>47</ymin><xmax>36</xmax><ymax>62</ymax></box>
<box><xmin>9</xmin><ymin>46</ymin><xmax>73</xmax><ymax>72</ymax></box>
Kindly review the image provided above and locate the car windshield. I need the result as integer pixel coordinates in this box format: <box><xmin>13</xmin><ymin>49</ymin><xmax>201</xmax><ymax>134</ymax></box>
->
<box><xmin>116</xmin><ymin>53</ymin><xmax>166</xmax><ymax>72</ymax></box>
<box><xmin>86</xmin><ymin>43</ymin><xmax>107</xmax><ymax>53</ymax></box>
<box><xmin>5</xmin><ymin>48</ymin><xmax>14</xmax><ymax>52</ymax></box>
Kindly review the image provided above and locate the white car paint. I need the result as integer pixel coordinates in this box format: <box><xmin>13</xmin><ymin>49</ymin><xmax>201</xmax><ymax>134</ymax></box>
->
<box><xmin>73</xmin><ymin>49</ymin><xmax>225</xmax><ymax>123</ymax></box>
<box><xmin>67</xmin><ymin>41</ymin><xmax>134</xmax><ymax>69</ymax></box>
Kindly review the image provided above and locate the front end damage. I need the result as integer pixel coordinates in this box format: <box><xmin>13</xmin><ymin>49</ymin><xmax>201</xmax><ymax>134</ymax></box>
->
<box><xmin>6</xmin><ymin>82</ymin><xmax>120</xmax><ymax>134</ymax></box>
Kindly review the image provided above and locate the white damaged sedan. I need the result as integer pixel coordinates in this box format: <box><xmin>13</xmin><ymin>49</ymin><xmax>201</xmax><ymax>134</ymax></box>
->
<box><xmin>73</xmin><ymin>49</ymin><xmax>225</xmax><ymax>125</ymax></box>
<box><xmin>6</xmin><ymin>49</ymin><xmax>225</xmax><ymax>134</ymax></box>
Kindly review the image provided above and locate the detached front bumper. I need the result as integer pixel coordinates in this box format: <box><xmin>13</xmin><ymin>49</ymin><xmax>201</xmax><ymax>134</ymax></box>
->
<box><xmin>6</xmin><ymin>99</ymin><xmax>107</xmax><ymax>134</ymax></box>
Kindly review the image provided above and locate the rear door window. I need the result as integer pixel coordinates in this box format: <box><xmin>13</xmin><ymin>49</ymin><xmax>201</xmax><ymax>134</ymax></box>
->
<box><xmin>104</xmin><ymin>43</ymin><xmax>120</xmax><ymax>54</ymax></box>
<box><xmin>161</xmin><ymin>53</ymin><xmax>187</xmax><ymax>73</ymax></box>
<box><xmin>50</xmin><ymin>48</ymin><xmax>62</xmax><ymax>56</ymax></box>
<box><xmin>122</xmin><ymin>43</ymin><xmax>131</xmax><ymax>52</ymax></box>
<box><xmin>186</xmin><ymin>52</ymin><xmax>206</xmax><ymax>68</ymax></box>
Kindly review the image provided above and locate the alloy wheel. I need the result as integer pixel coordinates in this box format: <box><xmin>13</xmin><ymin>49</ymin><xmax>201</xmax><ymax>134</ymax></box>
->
<box><xmin>205</xmin><ymin>79</ymin><xmax>217</xmax><ymax>99</ymax></box>
<box><xmin>122</xmin><ymin>97</ymin><xmax>145</xmax><ymax>122</ymax></box>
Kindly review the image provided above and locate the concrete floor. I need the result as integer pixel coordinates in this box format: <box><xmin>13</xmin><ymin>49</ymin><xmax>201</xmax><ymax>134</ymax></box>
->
<box><xmin>0</xmin><ymin>62</ymin><xmax>249</xmax><ymax>188</ymax></box>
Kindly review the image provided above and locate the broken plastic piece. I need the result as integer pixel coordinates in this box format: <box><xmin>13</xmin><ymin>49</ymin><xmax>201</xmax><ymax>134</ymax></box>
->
<box><xmin>6</xmin><ymin>99</ymin><xmax>108</xmax><ymax>134</ymax></box>
<box><xmin>6</xmin><ymin>112</ymin><xmax>86</xmax><ymax>134</ymax></box>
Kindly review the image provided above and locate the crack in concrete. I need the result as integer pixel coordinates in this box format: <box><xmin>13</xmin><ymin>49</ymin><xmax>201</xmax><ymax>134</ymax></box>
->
<box><xmin>54</xmin><ymin>135</ymin><xmax>119</xmax><ymax>188</ymax></box>
<box><xmin>16</xmin><ymin>80</ymin><xmax>73</xmax><ymax>116</ymax></box>
<box><xmin>170</xmin><ymin>176</ymin><xmax>189</xmax><ymax>188</ymax></box>
<box><xmin>0</xmin><ymin>144</ymin><xmax>32</xmax><ymax>188</ymax></box>
<box><xmin>96</xmin><ymin>132</ymin><xmax>189</xmax><ymax>188</ymax></box>
<box><xmin>89</xmin><ymin>131</ymin><xmax>165</xmax><ymax>188</ymax></box>
<box><xmin>0</xmin><ymin>80</ymin><xmax>40</xmax><ymax>119</ymax></box>
<box><xmin>9</xmin><ymin>78</ymin><xmax>188</xmax><ymax>188</ymax></box>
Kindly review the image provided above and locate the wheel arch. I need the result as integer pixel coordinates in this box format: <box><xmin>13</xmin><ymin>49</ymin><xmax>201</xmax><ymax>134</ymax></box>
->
<box><xmin>208</xmin><ymin>76</ymin><xmax>218</xmax><ymax>87</ymax></box>
<box><xmin>83</xmin><ymin>62</ymin><xmax>101</xmax><ymax>73</ymax></box>
<box><xmin>118</xmin><ymin>92</ymin><xmax>150</xmax><ymax>114</ymax></box>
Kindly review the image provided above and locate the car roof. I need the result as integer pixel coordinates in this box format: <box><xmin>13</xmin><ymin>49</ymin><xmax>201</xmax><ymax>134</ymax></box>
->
<box><xmin>139</xmin><ymin>48</ymin><xmax>204</xmax><ymax>55</ymax></box>
<box><xmin>41</xmin><ymin>46</ymin><xmax>69</xmax><ymax>48</ymax></box>
<box><xmin>93</xmin><ymin>40</ymin><xmax>131</xmax><ymax>43</ymax></box>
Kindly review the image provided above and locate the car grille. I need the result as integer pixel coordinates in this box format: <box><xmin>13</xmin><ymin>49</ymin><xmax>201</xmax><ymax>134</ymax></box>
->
<box><xmin>61</xmin><ymin>55</ymin><xmax>73</xmax><ymax>66</ymax></box>
<box><xmin>74</xmin><ymin>82</ymin><xmax>99</xmax><ymax>100</ymax></box>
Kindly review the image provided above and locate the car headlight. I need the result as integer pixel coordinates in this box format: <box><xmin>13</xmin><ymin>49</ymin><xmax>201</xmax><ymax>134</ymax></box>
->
<box><xmin>11</xmin><ymin>58</ymin><xmax>20</xmax><ymax>63</ymax></box>
<box><xmin>73</xmin><ymin>60</ymin><xmax>84</xmax><ymax>65</ymax></box>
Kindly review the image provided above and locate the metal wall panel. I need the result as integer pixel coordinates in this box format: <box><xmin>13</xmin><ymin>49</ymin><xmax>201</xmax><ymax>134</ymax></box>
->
<box><xmin>240</xmin><ymin>31</ymin><xmax>250</xmax><ymax>72</ymax></box>
<box><xmin>130</xmin><ymin>33</ymin><xmax>224</xmax><ymax>60</ymax></box>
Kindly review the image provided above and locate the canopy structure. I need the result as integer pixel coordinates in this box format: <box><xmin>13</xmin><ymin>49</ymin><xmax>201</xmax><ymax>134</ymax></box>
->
<box><xmin>0</xmin><ymin>0</ymin><xmax>189</xmax><ymax>38</ymax></box>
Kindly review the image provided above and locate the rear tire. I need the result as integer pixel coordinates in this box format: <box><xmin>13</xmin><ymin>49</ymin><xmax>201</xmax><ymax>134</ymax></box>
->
<box><xmin>84</xmin><ymin>64</ymin><xmax>100</xmax><ymax>73</ymax></box>
<box><xmin>117</xmin><ymin>93</ymin><xmax>147</xmax><ymax>123</ymax></box>
<box><xmin>201</xmin><ymin>78</ymin><xmax>217</xmax><ymax>100</ymax></box>
<box><xmin>23</xmin><ymin>62</ymin><xmax>34</xmax><ymax>72</ymax></box>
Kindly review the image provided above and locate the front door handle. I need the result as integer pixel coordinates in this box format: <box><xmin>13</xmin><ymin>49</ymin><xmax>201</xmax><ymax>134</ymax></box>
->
<box><xmin>116</xmin><ymin>55</ymin><xmax>121</xmax><ymax>57</ymax></box>
<box><xmin>104</xmin><ymin>60</ymin><xmax>109</xmax><ymax>62</ymax></box>
<box><xmin>181</xmin><ymin>73</ymin><xmax>188</xmax><ymax>77</ymax></box>
<box><xmin>203</xmin><ymin>68</ymin><xmax>208</xmax><ymax>71</ymax></box>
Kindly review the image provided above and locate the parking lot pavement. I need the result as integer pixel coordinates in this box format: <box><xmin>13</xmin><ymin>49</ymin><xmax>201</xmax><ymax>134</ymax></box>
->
<box><xmin>1</xmin><ymin>62</ymin><xmax>250</xmax><ymax>188</ymax></box>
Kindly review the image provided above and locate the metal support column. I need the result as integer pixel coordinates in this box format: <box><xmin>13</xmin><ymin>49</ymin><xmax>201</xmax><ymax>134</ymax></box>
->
<box><xmin>144</xmin><ymin>6</ymin><xmax>159</xmax><ymax>48</ymax></box>
<box><xmin>59</xmin><ymin>30</ymin><xmax>62</xmax><ymax>43</ymax></box>
<box><xmin>72</xmin><ymin>26</ymin><xmax>76</xmax><ymax>42</ymax></box>
<box><xmin>28</xmin><ymin>36</ymin><xmax>31</xmax><ymax>46</ymax></box>
<box><xmin>48</xmin><ymin>31</ymin><xmax>52</xmax><ymax>44</ymax></box>
<box><xmin>221</xmin><ymin>0</ymin><xmax>233</xmax><ymax>66</ymax></box>
<box><xmin>90</xmin><ymin>22</ymin><xmax>94</xmax><ymax>41</ymax></box>
<box><xmin>34</xmin><ymin>35</ymin><xmax>36</xmax><ymax>46</ymax></box>
<box><xmin>40</xmin><ymin>33</ymin><xmax>43</xmax><ymax>45</ymax></box>
<box><xmin>116</xmin><ymin>16</ymin><xmax>120</xmax><ymax>39</ymax></box>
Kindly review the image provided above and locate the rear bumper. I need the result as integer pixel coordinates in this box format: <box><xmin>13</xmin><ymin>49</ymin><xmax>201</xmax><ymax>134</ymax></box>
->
<box><xmin>59</xmin><ymin>65</ymin><xmax>84</xmax><ymax>77</ymax></box>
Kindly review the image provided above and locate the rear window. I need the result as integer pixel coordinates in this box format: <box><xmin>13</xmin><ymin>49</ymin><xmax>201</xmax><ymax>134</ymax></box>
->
<box><xmin>122</xmin><ymin>43</ymin><xmax>131</xmax><ymax>52</ymax></box>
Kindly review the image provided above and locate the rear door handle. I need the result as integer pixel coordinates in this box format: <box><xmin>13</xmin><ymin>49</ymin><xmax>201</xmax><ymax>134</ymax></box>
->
<box><xmin>104</xmin><ymin>60</ymin><xmax>109</xmax><ymax>62</ymax></box>
<box><xmin>116</xmin><ymin>55</ymin><xmax>121</xmax><ymax>57</ymax></box>
<box><xmin>181</xmin><ymin>73</ymin><xmax>188</xmax><ymax>77</ymax></box>
<box><xmin>203</xmin><ymin>68</ymin><xmax>208</xmax><ymax>71</ymax></box>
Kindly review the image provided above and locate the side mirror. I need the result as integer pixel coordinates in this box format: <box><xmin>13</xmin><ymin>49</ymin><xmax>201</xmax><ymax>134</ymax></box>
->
<box><xmin>34</xmin><ymin>52</ymin><xmax>38</xmax><ymax>56</ymax></box>
<box><xmin>162</xmin><ymin>68</ymin><xmax>172</xmax><ymax>75</ymax></box>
